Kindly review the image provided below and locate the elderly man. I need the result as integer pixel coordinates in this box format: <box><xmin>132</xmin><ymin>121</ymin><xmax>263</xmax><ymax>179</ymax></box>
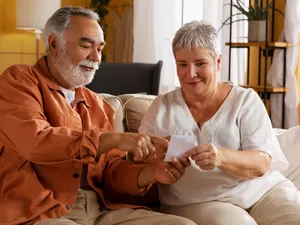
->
<box><xmin>0</xmin><ymin>6</ymin><xmax>194</xmax><ymax>225</ymax></box>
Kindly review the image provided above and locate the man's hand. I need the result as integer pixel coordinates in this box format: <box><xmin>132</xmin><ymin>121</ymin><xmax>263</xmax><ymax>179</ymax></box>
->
<box><xmin>98</xmin><ymin>132</ymin><xmax>169</xmax><ymax>162</ymax></box>
<box><xmin>137</xmin><ymin>157</ymin><xmax>191</xmax><ymax>187</ymax></box>
<box><xmin>136</xmin><ymin>136</ymin><xmax>169</xmax><ymax>164</ymax></box>
<box><xmin>183</xmin><ymin>143</ymin><xmax>222</xmax><ymax>170</ymax></box>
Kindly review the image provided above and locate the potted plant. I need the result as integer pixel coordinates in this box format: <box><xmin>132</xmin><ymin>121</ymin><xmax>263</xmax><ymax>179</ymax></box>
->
<box><xmin>90</xmin><ymin>0</ymin><xmax>111</xmax><ymax>61</ymax></box>
<box><xmin>220</xmin><ymin>0</ymin><xmax>284</xmax><ymax>42</ymax></box>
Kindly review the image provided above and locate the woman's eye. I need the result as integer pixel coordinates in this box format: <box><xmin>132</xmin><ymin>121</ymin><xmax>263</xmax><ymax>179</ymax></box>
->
<box><xmin>178</xmin><ymin>63</ymin><xmax>187</xmax><ymax>68</ymax></box>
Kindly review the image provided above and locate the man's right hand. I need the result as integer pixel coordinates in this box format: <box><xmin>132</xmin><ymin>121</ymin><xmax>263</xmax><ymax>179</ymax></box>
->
<box><xmin>98</xmin><ymin>132</ymin><xmax>168</xmax><ymax>161</ymax></box>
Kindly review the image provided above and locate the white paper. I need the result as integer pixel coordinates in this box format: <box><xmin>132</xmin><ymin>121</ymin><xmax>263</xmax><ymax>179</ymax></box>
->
<box><xmin>165</xmin><ymin>135</ymin><xmax>196</xmax><ymax>161</ymax></box>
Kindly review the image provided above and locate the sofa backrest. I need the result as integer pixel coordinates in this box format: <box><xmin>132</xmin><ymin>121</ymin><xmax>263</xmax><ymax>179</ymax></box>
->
<box><xmin>87</xmin><ymin>61</ymin><xmax>163</xmax><ymax>95</ymax></box>
<box><xmin>100</xmin><ymin>93</ymin><xmax>156</xmax><ymax>133</ymax></box>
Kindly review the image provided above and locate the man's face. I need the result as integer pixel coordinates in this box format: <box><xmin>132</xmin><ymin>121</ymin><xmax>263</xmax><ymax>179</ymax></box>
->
<box><xmin>53</xmin><ymin>16</ymin><xmax>105</xmax><ymax>89</ymax></box>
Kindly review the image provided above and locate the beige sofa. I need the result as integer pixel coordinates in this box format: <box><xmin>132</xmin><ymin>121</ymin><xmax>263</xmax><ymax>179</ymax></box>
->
<box><xmin>100</xmin><ymin>93</ymin><xmax>300</xmax><ymax>191</ymax></box>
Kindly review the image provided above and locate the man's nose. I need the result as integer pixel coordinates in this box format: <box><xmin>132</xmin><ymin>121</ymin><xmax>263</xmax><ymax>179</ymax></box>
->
<box><xmin>88</xmin><ymin>48</ymin><xmax>101</xmax><ymax>64</ymax></box>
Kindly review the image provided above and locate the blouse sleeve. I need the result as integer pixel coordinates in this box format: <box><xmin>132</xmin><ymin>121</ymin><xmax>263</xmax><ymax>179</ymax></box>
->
<box><xmin>238</xmin><ymin>89</ymin><xmax>289</xmax><ymax>171</ymax></box>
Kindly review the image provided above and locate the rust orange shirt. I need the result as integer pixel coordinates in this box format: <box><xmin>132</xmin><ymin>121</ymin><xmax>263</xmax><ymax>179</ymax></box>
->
<box><xmin>0</xmin><ymin>57</ymin><xmax>150</xmax><ymax>225</ymax></box>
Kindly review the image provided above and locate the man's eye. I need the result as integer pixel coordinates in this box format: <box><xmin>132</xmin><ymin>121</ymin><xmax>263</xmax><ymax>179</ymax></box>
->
<box><xmin>81</xmin><ymin>45</ymin><xmax>91</xmax><ymax>49</ymax></box>
<box><xmin>195</xmin><ymin>62</ymin><xmax>205</xmax><ymax>67</ymax></box>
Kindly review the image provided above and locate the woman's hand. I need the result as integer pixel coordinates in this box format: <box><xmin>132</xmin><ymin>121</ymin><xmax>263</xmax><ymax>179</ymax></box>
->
<box><xmin>138</xmin><ymin>157</ymin><xmax>191</xmax><ymax>187</ymax></box>
<box><xmin>183</xmin><ymin>143</ymin><xmax>222</xmax><ymax>170</ymax></box>
<box><xmin>183</xmin><ymin>143</ymin><xmax>271</xmax><ymax>179</ymax></box>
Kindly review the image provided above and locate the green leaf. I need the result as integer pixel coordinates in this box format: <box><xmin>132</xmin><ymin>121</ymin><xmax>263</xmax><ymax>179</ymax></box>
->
<box><xmin>220</xmin><ymin>0</ymin><xmax>284</xmax><ymax>27</ymax></box>
<box><xmin>221</xmin><ymin>18</ymin><xmax>249</xmax><ymax>27</ymax></box>
<box><xmin>219</xmin><ymin>12</ymin><xmax>245</xmax><ymax>30</ymax></box>
<box><xmin>96</xmin><ymin>5</ymin><xmax>109</xmax><ymax>18</ymax></box>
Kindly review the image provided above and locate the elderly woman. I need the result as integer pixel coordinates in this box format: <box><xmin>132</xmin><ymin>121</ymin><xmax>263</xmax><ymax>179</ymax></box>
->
<box><xmin>139</xmin><ymin>21</ymin><xmax>300</xmax><ymax>225</ymax></box>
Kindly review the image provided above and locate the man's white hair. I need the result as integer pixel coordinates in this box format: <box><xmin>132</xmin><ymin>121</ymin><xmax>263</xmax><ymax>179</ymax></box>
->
<box><xmin>43</xmin><ymin>6</ymin><xmax>99</xmax><ymax>56</ymax></box>
<box><xmin>172</xmin><ymin>21</ymin><xmax>219</xmax><ymax>59</ymax></box>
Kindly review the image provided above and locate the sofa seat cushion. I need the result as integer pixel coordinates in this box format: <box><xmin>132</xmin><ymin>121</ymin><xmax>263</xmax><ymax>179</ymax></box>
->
<box><xmin>119</xmin><ymin>94</ymin><xmax>156</xmax><ymax>133</ymax></box>
<box><xmin>274</xmin><ymin>126</ymin><xmax>300</xmax><ymax>190</ymax></box>
<box><xmin>100</xmin><ymin>94</ymin><xmax>124</xmax><ymax>132</ymax></box>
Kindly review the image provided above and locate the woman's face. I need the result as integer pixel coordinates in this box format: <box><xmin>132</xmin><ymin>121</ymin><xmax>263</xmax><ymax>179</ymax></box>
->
<box><xmin>175</xmin><ymin>47</ymin><xmax>221</xmax><ymax>97</ymax></box>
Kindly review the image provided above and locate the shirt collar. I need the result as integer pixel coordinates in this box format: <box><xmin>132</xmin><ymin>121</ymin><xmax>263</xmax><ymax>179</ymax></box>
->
<box><xmin>75</xmin><ymin>87</ymin><xmax>91</xmax><ymax>108</ymax></box>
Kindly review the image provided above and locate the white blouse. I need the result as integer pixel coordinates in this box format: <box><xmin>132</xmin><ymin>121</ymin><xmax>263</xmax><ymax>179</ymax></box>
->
<box><xmin>139</xmin><ymin>84</ymin><xmax>290</xmax><ymax>209</ymax></box>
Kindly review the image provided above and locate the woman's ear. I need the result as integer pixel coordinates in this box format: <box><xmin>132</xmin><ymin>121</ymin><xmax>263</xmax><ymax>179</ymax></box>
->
<box><xmin>217</xmin><ymin>54</ymin><xmax>222</xmax><ymax>71</ymax></box>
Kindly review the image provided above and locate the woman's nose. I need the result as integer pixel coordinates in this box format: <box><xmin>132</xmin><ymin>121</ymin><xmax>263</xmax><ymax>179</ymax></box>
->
<box><xmin>186</xmin><ymin>64</ymin><xmax>197</xmax><ymax>79</ymax></box>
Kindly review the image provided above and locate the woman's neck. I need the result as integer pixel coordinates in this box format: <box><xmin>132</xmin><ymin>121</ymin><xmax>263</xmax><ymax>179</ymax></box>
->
<box><xmin>183</xmin><ymin>83</ymin><xmax>221</xmax><ymax>110</ymax></box>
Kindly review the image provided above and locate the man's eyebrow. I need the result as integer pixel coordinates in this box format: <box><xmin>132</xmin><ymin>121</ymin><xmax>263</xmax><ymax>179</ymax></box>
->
<box><xmin>80</xmin><ymin>37</ymin><xmax>106</xmax><ymax>46</ymax></box>
<box><xmin>80</xmin><ymin>37</ymin><xmax>95</xmax><ymax>44</ymax></box>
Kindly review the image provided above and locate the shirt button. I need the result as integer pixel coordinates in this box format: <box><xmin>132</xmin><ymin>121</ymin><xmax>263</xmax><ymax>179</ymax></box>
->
<box><xmin>73</xmin><ymin>173</ymin><xmax>79</xmax><ymax>178</ymax></box>
<box><xmin>66</xmin><ymin>204</ymin><xmax>72</xmax><ymax>210</ymax></box>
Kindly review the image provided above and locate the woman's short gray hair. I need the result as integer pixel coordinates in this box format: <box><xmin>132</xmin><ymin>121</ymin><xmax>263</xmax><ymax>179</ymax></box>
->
<box><xmin>172</xmin><ymin>21</ymin><xmax>219</xmax><ymax>58</ymax></box>
<box><xmin>43</xmin><ymin>6</ymin><xmax>99</xmax><ymax>55</ymax></box>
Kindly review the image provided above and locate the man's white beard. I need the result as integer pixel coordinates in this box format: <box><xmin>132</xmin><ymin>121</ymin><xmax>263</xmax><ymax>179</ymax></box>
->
<box><xmin>54</xmin><ymin>44</ymin><xmax>99</xmax><ymax>89</ymax></box>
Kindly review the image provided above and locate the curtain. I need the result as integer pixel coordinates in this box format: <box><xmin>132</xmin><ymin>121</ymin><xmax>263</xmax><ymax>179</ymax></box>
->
<box><xmin>108</xmin><ymin>3</ymin><xmax>133</xmax><ymax>62</ymax></box>
<box><xmin>204</xmin><ymin>0</ymin><xmax>248</xmax><ymax>84</ymax></box>
<box><xmin>133</xmin><ymin>0</ymin><xmax>181</xmax><ymax>94</ymax></box>
<box><xmin>267</xmin><ymin>0</ymin><xmax>300</xmax><ymax>128</ymax></box>
<box><xmin>133</xmin><ymin>0</ymin><xmax>248</xmax><ymax>94</ymax></box>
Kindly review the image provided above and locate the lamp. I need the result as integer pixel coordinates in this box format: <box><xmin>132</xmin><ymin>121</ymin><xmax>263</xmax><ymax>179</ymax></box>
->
<box><xmin>16</xmin><ymin>0</ymin><xmax>61</xmax><ymax>60</ymax></box>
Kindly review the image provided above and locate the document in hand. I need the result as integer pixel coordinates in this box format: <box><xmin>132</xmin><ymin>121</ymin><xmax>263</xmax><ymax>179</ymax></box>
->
<box><xmin>165</xmin><ymin>135</ymin><xmax>196</xmax><ymax>161</ymax></box>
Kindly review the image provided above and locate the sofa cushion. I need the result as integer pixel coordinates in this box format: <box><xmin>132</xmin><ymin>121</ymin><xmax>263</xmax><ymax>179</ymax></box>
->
<box><xmin>100</xmin><ymin>94</ymin><xmax>124</xmax><ymax>132</ymax></box>
<box><xmin>119</xmin><ymin>94</ymin><xmax>156</xmax><ymax>133</ymax></box>
<box><xmin>274</xmin><ymin>126</ymin><xmax>300</xmax><ymax>190</ymax></box>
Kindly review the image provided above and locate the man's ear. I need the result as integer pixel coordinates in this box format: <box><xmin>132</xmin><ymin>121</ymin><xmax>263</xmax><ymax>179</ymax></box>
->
<box><xmin>48</xmin><ymin>33</ymin><xmax>58</xmax><ymax>55</ymax></box>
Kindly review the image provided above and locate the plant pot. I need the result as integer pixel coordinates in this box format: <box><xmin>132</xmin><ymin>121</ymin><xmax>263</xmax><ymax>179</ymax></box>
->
<box><xmin>248</xmin><ymin>20</ymin><xmax>268</xmax><ymax>42</ymax></box>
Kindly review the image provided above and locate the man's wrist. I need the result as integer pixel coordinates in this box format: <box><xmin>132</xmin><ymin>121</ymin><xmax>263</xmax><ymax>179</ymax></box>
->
<box><xmin>137</xmin><ymin>164</ymin><xmax>156</xmax><ymax>188</ymax></box>
<box><xmin>97</xmin><ymin>132</ymin><xmax>121</xmax><ymax>155</ymax></box>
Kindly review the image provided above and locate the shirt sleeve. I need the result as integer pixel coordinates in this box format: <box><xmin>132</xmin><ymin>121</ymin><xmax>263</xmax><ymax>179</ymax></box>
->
<box><xmin>0</xmin><ymin>67</ymin><xmax>102</xmax><ymax>165</ymax></box>
<box><xmin>238</xmin><ymin>89</ymin><xmax>289</xmax><ymax>171</ymax></box>
<box><xmin>102</xmin><ymin>149</ymin><xmax>153</xmax><ymax>195</ymax></box>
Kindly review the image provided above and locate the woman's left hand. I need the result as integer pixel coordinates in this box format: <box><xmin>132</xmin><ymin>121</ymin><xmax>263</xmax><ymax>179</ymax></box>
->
<box><xmin>183</xmin><ymin>143</ymin><xmax>222</xmax><ymax>170</ymax></box>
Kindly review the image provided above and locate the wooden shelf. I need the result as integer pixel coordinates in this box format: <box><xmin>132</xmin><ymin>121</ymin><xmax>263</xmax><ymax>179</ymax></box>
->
<box><xmin>225</xmin><ymin>42</ymin><xmax>292</xmax><ymax>48</ymax></box>
<box><xmin>241</xmin><ymin>85</ymin><xmax>289</xmax><ymax>93</ymax></box>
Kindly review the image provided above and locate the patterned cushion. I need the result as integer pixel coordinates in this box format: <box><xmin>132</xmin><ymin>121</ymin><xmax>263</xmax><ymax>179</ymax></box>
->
<box><xmin>119</xmin><ymin>94</ymin><xmax>156</xmax><ymax>133</ymax></box>
<box><xmin>100</xmin><ymin>94</ymin><xmax>124</xmax><ymax>132</ymax></box>
<box><xmin>274</xmin><ymin>126</ymin><xmax>300</xmax><ymax>190</ymax></box>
